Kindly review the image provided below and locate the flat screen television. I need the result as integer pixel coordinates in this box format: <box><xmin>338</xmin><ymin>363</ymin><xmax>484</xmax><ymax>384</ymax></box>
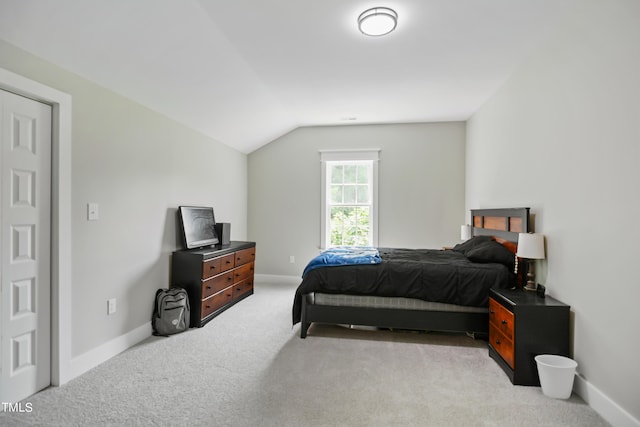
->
<box><xmin>178</xmin><ymin>206</ymin><xmax>219</xmax><ymax>249</ymax></box>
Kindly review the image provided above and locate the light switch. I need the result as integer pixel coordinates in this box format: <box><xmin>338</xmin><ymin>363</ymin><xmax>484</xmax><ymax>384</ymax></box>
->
<box><xmin>87</xmin><ymin>203</ymin><xmax>99</xmax><ymax>221</ymax></box>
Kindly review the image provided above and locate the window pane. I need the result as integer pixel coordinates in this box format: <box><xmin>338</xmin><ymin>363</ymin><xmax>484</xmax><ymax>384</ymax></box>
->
<box><xmin>330</xmin><ymin>207</ymin><xmax>345</xmax><ymax>247</ymax></box>
<box><xmin>357</xmin><ymin>206</ymin><xmax>370</xmax><ymax>226</ymax></box>
<box><xmin>344</xmin><ymin>165</ymin><xmax>357</xmax><ymax>183</ymax></box>
<box><xmin>330</xmin><ymin>165</ymin><xmax>343</xmax><ymax>184</ymax></box>
<box><xmin>329</xmin><ymin>205</ymin><xmax>371</xmax><ymax>247</ymax></box>
<box><xmin>330</xmin><ymin>206</ymin><xmax>344</xmax><ymax>221</ymax></box>
<box><xmin>343</xmin><ymin>185</ymin><xmax>357</xmax><ymax>204</ymax></box>
<box><xmin>331</xmin><ymin>185</ymin><xmax>343</xmax><ymax>203</ymax></box>
<box><xmin>331</xmin><ymin>231</ymin><xmax>343</xmax><ymax>246</ymax></box>
<box><xmin>343</xmin><ymin>228</ymin><xmax>357</xmax><ymax>246</ymax></box>
<box><xmin>357</xmin><ymin>165</ymin><xmax>368</xmax><ymax>184</ymax></box>
<box><xmin>341</xmin><ymin>206</ymin><xmax>355</xmax><ymax>223</ymax></box>
<box><xmin>356</xmin><ymin>184</ymin><xmax>370</xmax><ymax>203</ymax></box>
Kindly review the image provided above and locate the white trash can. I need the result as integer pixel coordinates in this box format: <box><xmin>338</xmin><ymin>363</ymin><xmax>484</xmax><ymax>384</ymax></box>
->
<box><xmin>535</xmin><ymin>354</ymin><xmax>577</xmax><ymax>399</ymax></box>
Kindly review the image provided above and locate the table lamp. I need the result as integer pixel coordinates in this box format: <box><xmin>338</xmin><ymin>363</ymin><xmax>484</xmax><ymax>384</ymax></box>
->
<box><xmin>460</xmin><ymin>224</ymin><xmax>471</xmax><ymax>241</ymax></box>
<box><xmin>516</xmin><ymin>233</ymin><xmax>545</xmax><ymax>291</ymax></box>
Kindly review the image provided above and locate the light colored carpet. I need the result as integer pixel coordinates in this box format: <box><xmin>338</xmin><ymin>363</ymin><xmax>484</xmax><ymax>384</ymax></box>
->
<box><xmin>1</xmin><ymin>279</ymin><xmax>608</xmax><ymax>426</ymax></box>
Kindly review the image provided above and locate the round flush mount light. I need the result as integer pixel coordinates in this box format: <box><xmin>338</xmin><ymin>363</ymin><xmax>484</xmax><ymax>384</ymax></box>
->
<box><xmin>358</xmin><ymin>7</ymin><xmax>398</xmax><ymax>37</ymax></box>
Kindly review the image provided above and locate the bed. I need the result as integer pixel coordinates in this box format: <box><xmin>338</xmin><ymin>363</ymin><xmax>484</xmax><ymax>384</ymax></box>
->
<box><xmin>293</xmin><ymin>207</ymin><xmax>530</xmax><ymax>338</ymax></box>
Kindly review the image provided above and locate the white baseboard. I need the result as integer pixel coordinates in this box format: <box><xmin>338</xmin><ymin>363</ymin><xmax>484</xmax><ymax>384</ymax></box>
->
<box><xmin>68</xmin><ymin>322</ymin><xmax>152</xmax><ymax>381</ymax></box>
<box><xmin>254</xmin><ymin>274</ymin><xmax>300</xmax><ymax>285</ymax></box>
<box><xmin>574</xmin><ymin>374</ymin><xmax>640</xmax><ymax>427</ymax></box>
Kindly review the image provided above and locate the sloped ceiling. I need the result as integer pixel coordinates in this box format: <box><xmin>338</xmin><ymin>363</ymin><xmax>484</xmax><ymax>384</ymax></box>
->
<box><xmin>0</xmin><ymin>0</ymin><xmax>580</xmax><ymax>153</ymax></box>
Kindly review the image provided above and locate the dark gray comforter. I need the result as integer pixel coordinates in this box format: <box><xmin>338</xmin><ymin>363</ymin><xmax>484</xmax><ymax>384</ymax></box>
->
<box><xmin>292</xmin><ymin>247</ymin><xmax>515</xmax><ymax>325</ymax></box>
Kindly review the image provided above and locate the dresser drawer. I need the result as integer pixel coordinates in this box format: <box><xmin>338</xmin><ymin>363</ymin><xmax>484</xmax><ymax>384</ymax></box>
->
<box><xmin>233</xmin><ymin>262</ymin><xmax>254</xmax><ymax>283</ymax></box>
<box><xmin>202</xmin><ymin>271</ymin><xmax>234</xmax><ymax>299</ymax></box>
<box><xmin>489</xmin><ymin>298</ymin><xmax>514</xmax><ymax>340</ymax></box>
<box><xmin>490</xmin><ymin>324</ymin><xmax>515</xmax><ymax>369</ymax></box>
<box><xmin>202</xmin><ymin>257</ymin><xmax>221</xmax><ymax>280</ymax></box>
<box><xmin>233</xmin><ymin>278</ymin><xmax>253</xmax><ymax>299</ymax></box>
<box><xmin>201</xmin><ymin>289</ymin><xmax>234</xmax><ymax>318</ymax></box>
<box><xmin>219</xmin><ymin>253</ymin><xmax>235</xmax><ymax>272</ymax></box>
<box><xmin>235</xmin><ymin>247</ymin><xmax>256</xmax><ymax>266</ymax></box>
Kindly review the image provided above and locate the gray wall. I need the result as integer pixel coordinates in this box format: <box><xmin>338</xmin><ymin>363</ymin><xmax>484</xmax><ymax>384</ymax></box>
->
<box><xmin>466</xmin><ymin>0</ymin><xmax>639</xmax><ymax>421</ymax></box>
<box><xmin>0</xmin><ymin>40</ymin><xmax>248</xmax><ymax>358</ymax></box>
<box><xmin>248</xmin><ymin>122</ymin><xmax>466</xmax><ymax>276</ymax></box>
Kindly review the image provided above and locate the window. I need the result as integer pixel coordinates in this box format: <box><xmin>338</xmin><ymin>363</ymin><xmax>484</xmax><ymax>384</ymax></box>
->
<box><xmin>320</xmin><ymin>150</ymin><xmax>379</xmax><ymax>248</ymax></box>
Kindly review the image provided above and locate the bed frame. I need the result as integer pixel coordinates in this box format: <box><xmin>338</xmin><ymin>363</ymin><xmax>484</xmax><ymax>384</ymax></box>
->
<box><xmin>299</xmin><ymin>207</ymin><xmax>530</xmax><ymax>338</ymax></box>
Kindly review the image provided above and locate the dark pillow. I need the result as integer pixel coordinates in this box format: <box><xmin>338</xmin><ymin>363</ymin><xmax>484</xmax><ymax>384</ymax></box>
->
<box><xmin>451</xmin><ymin>235</ymin><xmax>493</xmax><ymax>255</ymax></box>
<box><xmin>464</xmin><ymin>239</ymin><xmax>515</xmax><ymax>269</ymax></box>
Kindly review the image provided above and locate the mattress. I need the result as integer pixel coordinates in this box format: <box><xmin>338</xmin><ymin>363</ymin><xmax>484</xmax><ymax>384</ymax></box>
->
<box><xmin>311</xmin><ymin>293</ymin><xmax>486</xmax><ymax>313</ymax></box>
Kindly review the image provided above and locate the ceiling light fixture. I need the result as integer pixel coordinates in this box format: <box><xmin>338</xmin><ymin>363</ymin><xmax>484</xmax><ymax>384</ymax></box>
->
<box><xmin>358</xmin><ymin>7</ymin><xmax>398</xmax><ymax>37</ymax></box>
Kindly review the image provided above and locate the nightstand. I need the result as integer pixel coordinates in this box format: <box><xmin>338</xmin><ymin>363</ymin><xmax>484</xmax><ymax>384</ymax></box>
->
<box><xmin>488</xmin><ymin>288</ymin><xmax>570</xmax><ymax>386</ymax></box>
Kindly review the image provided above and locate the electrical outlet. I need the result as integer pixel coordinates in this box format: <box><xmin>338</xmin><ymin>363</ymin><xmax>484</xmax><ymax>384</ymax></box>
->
<box><xmin>107</xmin><ymin>298</ymin><xmax>116</xmax><ymax>315</ymax></box>
<box><xmin>289</xmin><ymin>255</ymin><xmax>295</xmax><ymax>264</ymax></box>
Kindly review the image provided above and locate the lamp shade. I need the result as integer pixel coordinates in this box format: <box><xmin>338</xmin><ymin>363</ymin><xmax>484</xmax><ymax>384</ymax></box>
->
<box><xmin>460</xmin><ymin>224</ymin><xmax>471</xmax><ymax>240</ymax></box>
<box><xmin>516</xmin><ymin>233</ymin><xmax>545</xmax><ymax>259</ymax></box>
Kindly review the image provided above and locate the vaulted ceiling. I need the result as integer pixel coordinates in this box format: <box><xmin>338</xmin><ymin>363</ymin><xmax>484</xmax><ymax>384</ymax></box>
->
<box><xmin>0</xmin><ymin>1</ymin><xmax>580</xmax><ymax>153</ymax></box>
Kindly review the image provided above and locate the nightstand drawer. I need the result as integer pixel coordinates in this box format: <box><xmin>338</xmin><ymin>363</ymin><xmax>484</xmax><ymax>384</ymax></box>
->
<box><xmin>489</xmin><ymin>298</ymin><xmax>514</xmax><ymax>340</ymax></box>
<box><xmin>490</xmin><ymin>324</ymin><xmax>515</xmax><ymax>369</ymax></box>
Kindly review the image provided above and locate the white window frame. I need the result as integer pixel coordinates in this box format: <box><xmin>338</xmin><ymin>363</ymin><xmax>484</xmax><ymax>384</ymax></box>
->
<box><xmin>320</xmin><ymin>149</ymin><xmax>380</xmax><ymax>249</ymax></box>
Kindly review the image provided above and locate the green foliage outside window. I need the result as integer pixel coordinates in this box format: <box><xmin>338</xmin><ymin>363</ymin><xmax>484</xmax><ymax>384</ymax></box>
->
<box><xmin>330</xmin><ymin>206</ymin><xmax>371</xmax><ymax>246</ymax></box>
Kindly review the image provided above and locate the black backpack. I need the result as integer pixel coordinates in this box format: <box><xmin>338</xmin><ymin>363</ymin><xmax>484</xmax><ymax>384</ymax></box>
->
<box><xmin>152</xmin><ymin>288</ymin><xmax>190</xmax><ymax>336</ymax></box>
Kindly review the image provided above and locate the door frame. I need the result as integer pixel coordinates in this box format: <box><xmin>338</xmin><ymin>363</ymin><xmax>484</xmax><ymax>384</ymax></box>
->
<box><xmin>0</xmin><ymin>67</ymin><xmax>72</xmax><ymax>386</ymax></box>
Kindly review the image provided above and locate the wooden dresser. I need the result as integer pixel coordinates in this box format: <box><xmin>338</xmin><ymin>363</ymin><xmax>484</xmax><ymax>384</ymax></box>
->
<box><xmin>488</xmin><ymin>288</ymin><xmax>570</xmax><ymax>386</ymax></box>
<box><xmin>171</xmin><ymin>241</ymin><xmax>256</xmax><ymax>327</ymax></box>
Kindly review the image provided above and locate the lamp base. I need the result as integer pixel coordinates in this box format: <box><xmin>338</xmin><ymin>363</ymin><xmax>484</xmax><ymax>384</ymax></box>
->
<box><xmin>524</xmin><ymin>269</ymin><xmax>536</xmax><ymax>291</ymax></box>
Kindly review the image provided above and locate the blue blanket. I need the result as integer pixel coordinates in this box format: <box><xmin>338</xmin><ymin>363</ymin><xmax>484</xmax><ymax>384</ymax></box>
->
<box><xmin>302</xmin><ymin>247</ymin><xmax>381</xmax><ymax>278</ymax></box>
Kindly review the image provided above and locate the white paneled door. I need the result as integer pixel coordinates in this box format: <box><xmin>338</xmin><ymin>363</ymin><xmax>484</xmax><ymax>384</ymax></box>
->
<box><xmin>0</xmin><ymin>89</ymin><xmax>51</xmax><ymax>402</ymax></box>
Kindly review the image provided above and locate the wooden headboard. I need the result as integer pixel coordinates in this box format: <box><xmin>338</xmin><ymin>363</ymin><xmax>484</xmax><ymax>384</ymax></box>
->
<box><xmin>470</xmin><ymin>207</ymin><xmax>530</xmax><ymax>243</ymax></box>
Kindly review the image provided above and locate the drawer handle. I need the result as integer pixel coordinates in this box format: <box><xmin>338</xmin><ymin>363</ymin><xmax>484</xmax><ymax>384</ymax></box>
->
<box><xmin>489</xmin><ymin>310</ymin><xmax>495</xmax><ymax>315</ymax></box>
<box><xmin>227</xmin><ymin>277</ymin><xmax>233</xmax><ymax>281</ymax></box>
<box><xmin>501</xmin><ymin>320</ymin><xmax>507</xmax><ymax>325</ymax></box>
<box><xmin>495</xmin><ymin>339</ymin><xmax>501</xmax><ymax>345</ymax></box>
<box><xmin>226</xmin><ymin>293</ymin><xmax>232</xmax><ymax>297</ymax></box>
<box><xmin>206</xmin><ymin>286</ymin><xmax>212</xmax><ymax>290</ymax></box>
<box><xmin>226</xmin><ymin>260</ymin><xmax>232</xmax><ymax>264</ymax></box>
